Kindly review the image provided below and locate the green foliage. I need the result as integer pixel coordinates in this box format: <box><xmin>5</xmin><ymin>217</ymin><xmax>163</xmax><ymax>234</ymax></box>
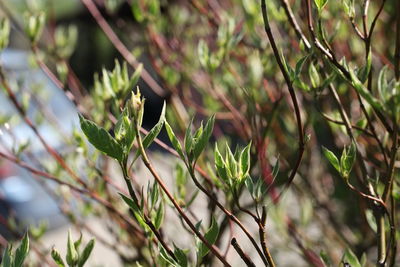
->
<box><xmin>196</xmin><ymin>217</ymin><xmax>220</xmax><ymax>260</ymax></box>
<box><xmin>51</xmin><ymin>231</ymin><xmax>95</xmax><ymax>267</ymax></box>
<box><xmin>1</xmin><ymin>0</ymin><xmax>399</xmax><ymax>266</ymax></box>
<box><xmin>314</xmin><ymin>0</ymin><xmax>329</xmax><ymax>11</ymax></box>
<box><xmin>322</xmin><ymin>142</ymin><xmax>356</xmax><ymax>180</ymax></box>
<box><xmin>24</xmin><ymin>12</ymin><xmax>45</xmax><ymax>44</ymax></box>
<box><xmin>79</xmin><ymin>114</ymin><xmax>124</xmax><ymax>161</ymax></box>
<box><xmin>0</xmin><ymin>233</ymin><xmax>29</xmax><ymax>267</ymax></box>
<box><xmin>0</xmin><ymin>18</ymin><xmax>10</xmax><ymax>51</ymax></box>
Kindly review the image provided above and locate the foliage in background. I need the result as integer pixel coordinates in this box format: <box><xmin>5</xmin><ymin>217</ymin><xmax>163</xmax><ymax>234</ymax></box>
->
<box><xmin>0</xmin><ymin>0</ymin><xmax>399</xmax><ymax>266</ymax></box>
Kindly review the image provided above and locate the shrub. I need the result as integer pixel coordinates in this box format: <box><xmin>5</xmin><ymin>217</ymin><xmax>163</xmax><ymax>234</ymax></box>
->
<box><xmin>0</xmin><ymin>0</ymin><xmax>398</xmax><ymax>266</ymax></box>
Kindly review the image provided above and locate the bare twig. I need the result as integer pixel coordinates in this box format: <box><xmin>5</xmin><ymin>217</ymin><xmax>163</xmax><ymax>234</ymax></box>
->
<box><xmin>231</xmin><ymin>238</ymin><xmax>256</xmax><ymax>267</ymax></box>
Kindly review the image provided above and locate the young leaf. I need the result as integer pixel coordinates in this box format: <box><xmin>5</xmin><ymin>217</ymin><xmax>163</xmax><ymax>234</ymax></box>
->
<box><xmin>132</xmin><ymin>102</ymin><xmax>166</xmax><ymax>163</ymax></box>
<box><xmin>226</xmin><ymin>145</ymin><xmax>238</xmax><ymax>179</ymax></box>
<box><xmin>198</xmin><ymin>217</ymin><xmax>219</xmax><ymax>258</ymax></box>
<box><xmin>14</xmin><ymin>232</ymin><xmax>29</xmax><ymax>267</ymax></box>
<box><xmin>1</xmin><ymin>246</ymin><xmax>12</xmax><ymax>267</ymax></box>
<box><xmin>322</xmin><ymin>147</ymin><xmax>340</xmax><ymax>173</ymax></box>
<box><xmin>123</xmin><ymin>115</ymin><xmax>136</xmax><ymax>152</ymax></box>
<box><xmin>198</xmin><ymin>39</ymin><xmax>210</xmax><ymax>70</ymax></box>
<box><xmin>51</xmin><ymin>248</ymin><xmax>65</xmax><ymax>267</ymax></box>
<box><xmin>118</xmin><ymin>193</ymin><xmax>140</xmax><ymax>213</ymax></box>
<box><xmin>342</xmin><ymin>248</ymin><xmax>361</xmax><ymax>267</ymax></box>
<box><xmin>192</xmin><ymin>115</ymin><xmax>215</xmax><ymax>161</ymax></box>
<box><xmin>184</xmin><ymin>118</ymin><xmax>194</xmax><ymax>157</ymax></box>
<box><xmin>165</xmin><ymin>121</ymin><xmax>185</xmax><ymax>160</ymax></box>
<box><xmin>73</xmin><ymin>232</ymin><xmax>83</xmax><ymax>250</ymax></box>
<box><xmin>319</xmin><ymin>250</ymin><xmax>332</xmax><ymax>267</ymax></box>
<box><xmin>159</xmin><ymin>244</ymin><xmax>178</xmax><ymax>266</ymax></box>
<box><xmin>309</xmin><ymin>63</ymin><xmax>321</xmax><ymax>88</ymax></box>
<box><xmin>314</xmin><ymin>0</ymin><xmax>328</xmax><ymax>11</ymax></box>
<box><xmin>78</xmin><ymin>239</ymin><xmax>95</xmax><ymax>267</ymax></box>
<box><xmin>66</xmin><ymin>230</ymin><xmax>78</xmax><ymax>266</ymax></box>
<box><xmin>154</xmin><ymin>202</ymin><xmax>165</xmax><ymax>230</ymax></box>
<box><xmin>245</xmin><ymin>176</ymin><xmax>255</xmax><ymax>197</ymax></box>
<box><xmin>349</xmin><ymin>69</ymin><xmax>384</xmax><ymax>111</ymax></box>
<box><xmin>173</xmin><ymin>245</ymin><xmax>188</xmax><ymax>267</ymax></box>
<box><xmin>240</xmin><ymin>142</ymin><xmax>251</xmax><ymax>177</ymax></box>
<box><xmin>79</xmin><ymin>114</ymin><xmax>123</xmax><ymax>161</ymax></box>
<box><xmin>150</xmin><ymin>183</ymin><xmax>159</xmax><ymax>208</ymax></box>
<box><xmin>340</xmin><ymin>142</ymin><xmax>356</xmax><ymax>178</ymax></box>
<box><xmin>357</xmin><ymin>51</ymin><xmax>372</xmax><ymax>83</ymax></box>
<box><xmin>215</xmin><ymin>144</ymin><xmax>229</xmax><ymax>184</ymax></box>
<box><xmin>295</xmin><ymin>54</ymin><xmax>309</xmax><ymax>76</ymax></box>
<box><xmin>272</xmin><ymin>158</ymin><xmax>280</xmax><ymax>179</ymax></box>
<box><xmin>142</xmin><ymin>101</ymin><xmax>166</xmax><ymax>149</ymax></box>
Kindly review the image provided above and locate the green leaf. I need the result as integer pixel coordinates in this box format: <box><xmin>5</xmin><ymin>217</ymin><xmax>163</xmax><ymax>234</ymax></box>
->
<box><xmin>357</xmin><ymin>51</ymin><xmax>372</xmax><ymax>83</ymax></box>
<box><xmin>173</xmin><ymin>245</ymin><xmax>188</xmax><ymax>267</ymax></box>
<box><xmin>295</xmin><ymin>55</ymin><xmax>309</xmax><ymax>76</ymax></box>
<box><xmin>240</xmin><ymin>142</ymin><xmax>251</xmax><ymax>177</ymax></box>
<box><xmin>154</xmin><ymin>202</ymin><xmax>165</xmax><ymax>230</ymax></box>
<box><xmin>193</xmin><ymin>115</ymin><xmax>215</xmax><ymax>162</ymax></box>
<box><xmin>159</xmin><ymin>244</ymin><xmax>178</xmax><ymax>266</ymax></box>
<box><xmin>0</xmin><ymin>18</ymin><xmax>10</xmax><ymax>51</ymax></box>
<box><xmin>198</xmin><ymin>217</ymin><xmax>219</xmax><ymax>258</ymax></box>
<box><xmin>118</xmin><ymin>193</ymin><xmax>140</xmax><ymax>213</ymax></box>
<box><xmin>165</xmin><ymin>121</ymin><xmax>185</xmax><ymax>160</ymax></box>
<box><xmin>349</xmin><ymin>68</ymin><xmax>384</xmax><ymax>111</ymax></box>
<box><xmin>319</xmin><ymin>250</ymin><xmax>332</xmax><ymax>267</ymax></box>
<box><xmin>66</xmin><ymin>230</ymin><xmax>78</xmax><ymax>266</ymax></box>
<box><xmin>281</xmin><ymin>52</ymin><xmax>295</xmax><ymax>81</ymax></box>
<box><xmin>215</xmin><ymin>144</ymin><xmax>229</xmax><ymax>184</ymax></box>
<box><xmin>78</xmin><ymin>239</ymin><xmax>95</xmax><ymax>267</ymax></box>
<box><xmin>184</xmin><ymin>118</ymin><xmax>194</xmax><ymax>156</ymax></box>
<box><xmin>123</xmin><ymin>115</ymin><xmax>136</xmax><ymax>152</ymax></box>
<box><xmin>342</xmin><ymin>248</ymin><xmax>361</xmax><ymax>267</ymax></box>
<box><xmin>340</xmin><ymin>142</ymin><xmax>356</xmax><ymax>178</ymax></box>
<box><xmin>309</xmin><ymin>63</ymin><xmax>321</xmax><ymax>88</ymax></box>
<box><xmin>365</xmin><ymin>209</ymin><xmax>377</xmax><ymax>233</ymax></box>
<box><xmin>314</xmin><ymin>0</ymin><xmax>328</xmax><ymax>11</ymax></box>
<box><xmin>272</xmin><ymin>158</ymin><xmax>280</xmax><ymax>179</ymax></box>
<box><xmin>51</xmin><ymin>248</ymin><xmax>65</xmax><ymax>267</ymax></box>
<box><xmin>73</xmin><ymin>233</ymin><xmax>83</xmax><ymax>250</ymax></box>
<box><xmin>245</xmin><ymin>176</ymin><xmax>254</xmax><ymax>197</ymax></box>
<box><xmin>342</xmin><ymin>0</ymin><xmax>355</xmax><ymax>18</ymax></box>
<box><xmin>378</xmin><ymin>65</ymin><xmax>389</xmax><ymax>101</ymax></box>
<box><xmin>198</xmin><ymin>39</ymin><xmax>209</xmax><ymax>70</ymax></box>
<box><xmin>79</xmin><ymin>114</ymin><xmax>123</xmax><ymax>161</ymax></box>
<box><xmin>226</xmin><ymin>145</ymin><xmax>238</xmax><ymax>179</ymax></box>
<box><xmin>1</xmin><ymin>246</ymin><xmax>12</xmax><ymax>267</ymax></box>
<box><xmin>142</xmin><ymin>102</ymin><xmax>166</xmax><ymax>149</ymax></box>
<box><xmin>131</xmin><ymin>1</ymin><xmax>144</xmax><ymax>22</ymax></box>
<box><xmin>14</xmin><ymin>232</ymin><xmax>29</xmax><ymax>267</ymax></box>
<box><xmin>132</xmin><ymin>102</ymin><xmax>166</xmax><ymax>163</ymax></box>
<box><xmin>150</xmin><ymin>183</ymin><xmax>159</xmax><ymax>208</ymax></box>
<box><xmin>322</xmin><ymin>147</ymin><xmax>340</xmax><ymax>173</ymax></box>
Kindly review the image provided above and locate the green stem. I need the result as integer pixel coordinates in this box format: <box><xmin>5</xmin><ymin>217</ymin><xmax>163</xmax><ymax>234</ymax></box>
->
<box><xmin>119</xmin><ymin>160</ymin><xmax>177</xmax><ymax>261</ymax></box>
<box><xmin>135</xmin><ymin>128</ymin><xmax>231</xmax><ymax>266</ymax></box>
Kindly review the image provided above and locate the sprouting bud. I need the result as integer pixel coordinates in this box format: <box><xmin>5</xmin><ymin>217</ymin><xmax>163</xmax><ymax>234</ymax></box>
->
<box><xmin>130</xmin><ymin>87</ymin><xmax>144</xmax><ymax>126</ymax></box>
<box><xmin>131</xmin><ymin>87</ymin><xmax>142</xmax><ymax>112</ymax></box>
<box><xmin>24</xmin><ymin>12</ymin><xmax>46</xmax><ymax>44</ymax></box>
<box><xmin>56</xmin><ymin>61</ymin><xmax>69</xmax><ymax>84</ymax></box>
<box><xmin>0</xmin><ymin>18</ymin><xmax>10</xmax><ymax>51</ymax></box>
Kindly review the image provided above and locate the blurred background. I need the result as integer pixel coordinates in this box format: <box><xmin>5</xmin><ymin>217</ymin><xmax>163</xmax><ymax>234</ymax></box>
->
<box><xmin>0</xmin><ymin>0</ymin><xmax>398</xmax><ymax>266</ymax></box>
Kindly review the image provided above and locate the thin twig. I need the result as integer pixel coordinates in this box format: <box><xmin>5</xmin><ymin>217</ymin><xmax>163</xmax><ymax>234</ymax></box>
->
<box><xmin>261</xmin><ymin>0</ymin><xmax>305</xmax><ymax>202</ymax></box>
<box><xmin>135</xmin><ymin>128</ymin><xmax>231</xmax><ymax>266</ymax></box>
<box><xmin>231</xmin><ymin>238</ymin><xmax>256</xmax><ymax>267</ymax></box>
